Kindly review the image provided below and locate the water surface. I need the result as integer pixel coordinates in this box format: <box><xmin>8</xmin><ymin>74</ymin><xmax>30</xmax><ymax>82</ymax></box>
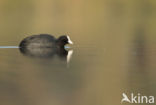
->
<box><xmin>0</xmin><ymin>0</ymin><xmax>156</xmax><ymax>105</ymax></box>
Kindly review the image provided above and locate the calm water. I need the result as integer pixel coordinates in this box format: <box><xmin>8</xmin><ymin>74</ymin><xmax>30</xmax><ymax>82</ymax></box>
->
<box><xmin>0</xmin><ymin>0</ymin><xmax>156</xmax><ymax>105</ymax></box>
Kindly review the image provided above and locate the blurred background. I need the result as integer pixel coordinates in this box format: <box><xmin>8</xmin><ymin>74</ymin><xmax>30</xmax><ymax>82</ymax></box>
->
<box><xmin>0</xmin><ymin>0</ymin><xmax>156</xmax><ymax>105</ymax></box>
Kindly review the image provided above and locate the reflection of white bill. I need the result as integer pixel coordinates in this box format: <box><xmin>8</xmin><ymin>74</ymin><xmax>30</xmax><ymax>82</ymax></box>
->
<box><xmin>67</xmin><ymin>50</ymin><xmax>73</xmax><ymax>66</ymax></box>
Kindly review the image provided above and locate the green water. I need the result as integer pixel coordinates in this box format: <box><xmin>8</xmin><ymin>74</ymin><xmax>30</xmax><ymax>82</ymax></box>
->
<box><xmin>0</xmin><ymin>0</ymin><xmax>155</xmax><ymax>105</ymax></box>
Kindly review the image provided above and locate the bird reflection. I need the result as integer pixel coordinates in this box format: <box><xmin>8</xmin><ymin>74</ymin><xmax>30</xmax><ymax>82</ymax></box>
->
<box><xmin>19</xmin><ymin>47</ymin><xmax>73</xmax><ymax>63</ymax></box>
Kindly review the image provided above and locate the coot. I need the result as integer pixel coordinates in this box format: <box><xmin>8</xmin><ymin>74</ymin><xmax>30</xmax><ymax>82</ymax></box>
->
<box><xmin>19</xmin><ymin>34</ymin><xmax>73</xmax><ymax>48</ymax></box>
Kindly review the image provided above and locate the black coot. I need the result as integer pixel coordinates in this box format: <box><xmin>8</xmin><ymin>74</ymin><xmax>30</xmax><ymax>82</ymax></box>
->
<box><xmin>19</xmin><ymin>34</ymin><xmax>73</xmax><ymax>60</ymax></box>
<box><xmin>19</xmin><ymin>34</ymin><xmax>73</xmax><ymax>49</ymax></box>
<box><xmin>19</xmin><ymin>45</ymin><xmax>71</xmax><ymax>59</ymax></box>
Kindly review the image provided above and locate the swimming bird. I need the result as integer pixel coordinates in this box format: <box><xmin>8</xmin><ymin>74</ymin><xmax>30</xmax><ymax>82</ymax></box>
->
<box><xmin>19</xmin><ymin>34</ymin><xmax>73</xmax><ymax>49</ymax></box>
<box><xmin>19</xmin><ymin>34</ymin><xmax>74</xmax><ymax>63</ymax></box>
